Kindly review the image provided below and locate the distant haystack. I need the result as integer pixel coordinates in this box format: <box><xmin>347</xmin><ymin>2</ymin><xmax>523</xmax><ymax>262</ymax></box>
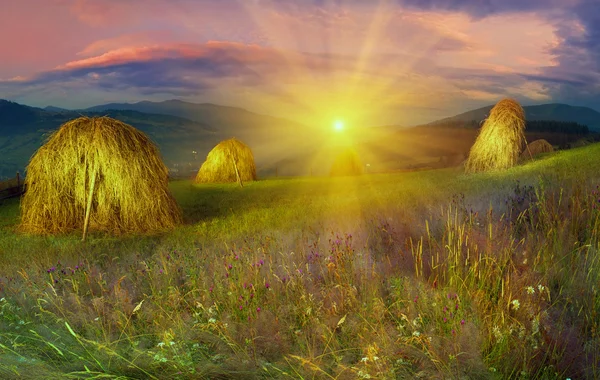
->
<box><xmin>20</xmin><ymin>116</ymin><xmax>182</xmax><ymax>237</ymax></box>
<box><xmin>520</xmin><ymin>139</ymin><xmax>553</xmax><ymax>161</ymax></box>
<box><xmin>195</xmin><ymin>138</ymin><xmax>257</xmax><ymax>184</ymax></box>
<box><xmin>465</xmin><ymin>98</ymin><xmax>526</xmax><ymax>173</ymax></box>
<box><xmin>330</xmin><ymin>148</ymin><xmax>363</xmax><ymax>176</ymax></box>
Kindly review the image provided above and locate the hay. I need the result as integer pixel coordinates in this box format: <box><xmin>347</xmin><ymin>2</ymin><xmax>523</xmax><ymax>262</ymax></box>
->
<box><xmin>330</xmin><ymin>148</ymin><xmax>364</xmax><ymax>176</ymax></box>
<box><xmin>19</xmin><ymin>116</ymin><xmax>182</xmax><ymax>235</ymax></box>
<box><xmin>520</xmin><ymin>139</ymin><xmax>553</xmax><ymax>161</ymax></box>
<box><xmin>465</xmin><ymin>98</ymin><xmax>526</xmax><ymax>173</ymax></box>
<box><xmin>195</xmin><ymin>138</ymin><xmax>257</xmax><ymax>184</ymax></box>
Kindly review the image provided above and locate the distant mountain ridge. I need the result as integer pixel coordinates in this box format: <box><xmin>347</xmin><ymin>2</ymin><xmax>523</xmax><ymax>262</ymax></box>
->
<box><xmin>0</xmin><ymin>99</ymin><xmax>319</xmax><ymax>178</ymax></box>
<box><xmin>0</xmin><ymin>98</ymin><xmax>598</xmax><ymax>179</ymax></box>
<box><xmin>428</xmin><ymin>103</ymin><xmax>600</xmax><ymax>131</ymax></box>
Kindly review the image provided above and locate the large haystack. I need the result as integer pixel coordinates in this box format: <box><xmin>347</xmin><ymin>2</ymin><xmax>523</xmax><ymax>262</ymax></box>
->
<box><xmin>520</xmin><ymin>139</ymin><xmax>553</xmax><ymax>161</ymax></box>
<box><xmin>330</xmin><ymin>148</ymin><xmax>363</xmax><ymax>176</ymax></box>
<box><xmin>20</xmin><ymin>116</ymin><xmax>182</xmax><ymax>236</ymax></box>
<box><xmin>195</xmin><ymin>138</ymin><xmax>257</xmax><ymax>184</ymax></box>
<box><xmin>465</xmin><ymin>98</ymin><xmax>526</xmax><ymax>173</ymax></box>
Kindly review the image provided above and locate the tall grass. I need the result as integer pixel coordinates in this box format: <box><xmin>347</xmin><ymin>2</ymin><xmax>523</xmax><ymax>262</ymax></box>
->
<box><xmin>0</xmin><ymin>143</ymin><xmax>599</xmax><ymax>378</ymax></box>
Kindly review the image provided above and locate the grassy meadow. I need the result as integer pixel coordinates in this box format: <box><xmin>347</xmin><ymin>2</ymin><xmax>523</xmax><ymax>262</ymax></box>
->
<box><xmin>0</xmin><ymin>144</ymin><xmax>599</xmax><ymax>379</ymax></box>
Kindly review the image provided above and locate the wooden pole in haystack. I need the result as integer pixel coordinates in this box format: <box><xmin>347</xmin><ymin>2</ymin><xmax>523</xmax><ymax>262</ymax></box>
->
<box><xmin>232</xmin><ymin>155</ymin><xmax>243</xmax><ymax>188</ymax></box>
<box><xmin>81</xmin><ymin>166</ymin><xmax>97</xmax><ymax>242</ymax></box>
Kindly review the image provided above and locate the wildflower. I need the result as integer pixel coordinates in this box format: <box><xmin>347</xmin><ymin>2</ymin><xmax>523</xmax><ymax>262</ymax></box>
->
<box><xmin>265</xmin><ymin>282</ymin><xmax>270</xmax><ymax>289</ymax></box>
<box><xmin>239</xmin><ymin>305</ymin><xmax>243</xmax><ymax>310</ymax></box>
<box><xmin>413</xmin><ymin>296</ymin><xmax>418</xmax><ymax>303</ymax></box>
<box><xmin>259</xmin><ymin>259</ymin><xmax>264</xmax><ymax>266</ymax></box>
<box><xmin>159</xmin><ymin>269</ymin><xmax>163</xmax><ymax>274</ymax></box>
<box><xmin>256</xmin><ymin>307</ymin><xmax>261</xmax><ymax>312</ymax></box>
<box><xmin>228</xmin><ymin>264</ymin><xmax>232</xmax><ymax>270</ymax></box>
<box><xmin>157</xmin><ymin>342</ymin><xmax>165</xmax><ymax>348</ymax></box>
<box><xmin>537</xmin><ymin>284</ymin><xmax>545</xmax><ymax>292</ymax></box>
<box><xmin>208</xmin><ymin>318</ymin><xmax>216</xmax><ymax>323</ymax></box>
<box><xmin>461</xmin><ymin>319</ymin><xmax>465</xmax><ymax>325</ymax></box>
<box><xmin>511</xmin><ymin>299</ymin><xmax>520</xmax><ymax>310</ymax></box>
<box><xmin>527</xmin><ymin>286</ymin><xmax>535</xmax><ymax>295</ymax></box>
<box><xmin>443</xmin><ymin>317</ymin><xmax>448</xmax><ymax>323</ymax></box>
<box><xmin>455</xmin><ymin>303</ymin><xmax>459</xmax><ymax>310</ymax></box>
<box><xmin>412</xmin><ymin>331</ymin><xmax>420</xmax><ymax>337</ymax></box>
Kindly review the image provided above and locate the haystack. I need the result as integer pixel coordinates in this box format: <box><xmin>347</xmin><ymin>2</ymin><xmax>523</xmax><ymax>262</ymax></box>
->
<box><xmin>465</xmin><ymin>98</ymin><xmax>526</xmax><ymax>173</ymax></box>
<box><xmin>330</xmin><ymin>148</ymin><xmax>363</xmax><ymax>176</ymax></box>
<box><xmin>520</xmin><ymin>139</ymin><xmax>553</xmax><ymax>161</ymax></box>
<box><xmin>19</xmin><ymin>116</ymin><xmax>182</xmax><ymax>237</ymax></box>
<box><xmin>195</xmin><ymin>138</ymin><xmax>257</xmax><ymax>184</ymax></box>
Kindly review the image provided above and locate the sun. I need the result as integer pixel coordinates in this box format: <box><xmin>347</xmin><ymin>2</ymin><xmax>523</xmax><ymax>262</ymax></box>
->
<box><xmin>334</xmin><ymin>120</ymin><xmax>344</xmax><ymax>131</ymax></box>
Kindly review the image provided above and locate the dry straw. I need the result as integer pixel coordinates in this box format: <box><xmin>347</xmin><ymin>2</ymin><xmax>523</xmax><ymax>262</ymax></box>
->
<box><xmin>195</xmin><ymin>138</ymin><xmax>257</xmax><ymax>185</ymax></box>
<box><xmin>330</xmin><ymin>148</ymin><xmax>364</xmax><ymax>176</ymax></box>
<box><xmin>19</xmin><ymin>116</ymin><xmax>182</xmax><ymax>236</ymax></box>
<box><xmin>465</xmin><ymin>98</ymin><xmax>526</xmax><ymax>173</ymax></box>
<box><xmin>520</xmin><ymin>139</ymin><xmax>553</xmax><ymax>161</ymax></box>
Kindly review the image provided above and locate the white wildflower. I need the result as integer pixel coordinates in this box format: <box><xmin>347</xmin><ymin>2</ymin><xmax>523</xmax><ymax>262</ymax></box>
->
<box><xmin>511</xmin><ymin>299</ymin><xmax>520</xmax><ymax>311</ymax></box>
<box><xmin>526</xmin><ymin>286</ymin><xmax>535</xmax><ymax>295</ymax></box>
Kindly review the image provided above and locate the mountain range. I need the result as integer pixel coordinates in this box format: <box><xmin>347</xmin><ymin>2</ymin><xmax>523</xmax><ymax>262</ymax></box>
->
<box><xmin>429</xmin><ymin>103</ymin><xmax>600</xmax><ymax>131</ymax></box>
<box><xmin>0</xmin><ymin>99</ymin><xmax>598</xmax><ymax>178</ymax></box>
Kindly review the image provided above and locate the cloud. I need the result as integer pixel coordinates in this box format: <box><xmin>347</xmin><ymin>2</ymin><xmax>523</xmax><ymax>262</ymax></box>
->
<box><xmin>2</xmin><ymin>0</ymin><xmax>600</xmax><ymax>125</ymax></box>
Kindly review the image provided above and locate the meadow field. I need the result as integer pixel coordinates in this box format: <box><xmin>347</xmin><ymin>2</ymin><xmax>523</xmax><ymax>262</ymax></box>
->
<box><xmin>0</xmin><ymin>143</ymin><xmax>599</xmax><ymax>379</ymax></box>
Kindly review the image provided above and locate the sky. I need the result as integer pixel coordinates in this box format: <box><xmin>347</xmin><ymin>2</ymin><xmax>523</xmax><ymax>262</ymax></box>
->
<box><xmin>1</xmin><ymin>0</ymin><xmax>599</xmax><ymax>127</ymax></box>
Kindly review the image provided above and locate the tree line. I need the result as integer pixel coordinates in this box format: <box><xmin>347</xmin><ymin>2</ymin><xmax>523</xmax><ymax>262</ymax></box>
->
<box><xmin>425</xmin><ymin>119</ymin><xmax>590</xmax><ymax>134</ymax></box>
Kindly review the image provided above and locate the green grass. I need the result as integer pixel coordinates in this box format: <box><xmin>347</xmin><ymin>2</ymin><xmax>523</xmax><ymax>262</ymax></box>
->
<box><xmin>1</xmin><ymin>144</ymin><xmax>600</xmax><ymax>378</ymax></box>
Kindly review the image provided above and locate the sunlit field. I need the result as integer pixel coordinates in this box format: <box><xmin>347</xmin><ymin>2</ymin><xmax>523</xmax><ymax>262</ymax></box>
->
<box><xmin>0</xmin><ymin>143</ymin><xmax>599</xmax><ymax>379</ymax></box>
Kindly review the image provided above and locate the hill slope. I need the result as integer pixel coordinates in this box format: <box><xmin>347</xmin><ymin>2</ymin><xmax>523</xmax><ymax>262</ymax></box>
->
<box><xmin>0</xmin><ymin>100</ymin><xmax>322</xmax><ymax>178</ymax></box>
<box><xmin>429</xmin><ymin>103</ymin><xmax>600</xmax><ymax>131</ymax></box>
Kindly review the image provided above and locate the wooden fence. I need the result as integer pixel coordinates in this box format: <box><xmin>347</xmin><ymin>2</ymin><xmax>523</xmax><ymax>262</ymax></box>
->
<box><xmin>0</xmin><ymin>172</ymin><xmax>25</xmax><ymax>201</ymax></box>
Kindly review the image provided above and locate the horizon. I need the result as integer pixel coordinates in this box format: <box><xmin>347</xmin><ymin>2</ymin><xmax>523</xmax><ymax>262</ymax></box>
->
<box><xmin>2</xmin><ymin>1</ymin><xmax>599</xmax><ymax>127</ymax></box>
<box><xmin>5</xmin><ymin>97</ymin><xmax>598</xmax><ymax>128</ymax></box>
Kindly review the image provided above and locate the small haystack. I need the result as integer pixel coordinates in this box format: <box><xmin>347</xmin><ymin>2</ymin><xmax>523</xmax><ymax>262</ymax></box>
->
<box><xmin>465</xmin><ymin>98</ymin><xmax>526</xmax><ymax>173</ymax></box>
<box><xmin>520</xmin><ymin>139</ymin><xmax>553</xmax><ymax>161</ymax></box>
<box><xmin>195</xmin><ymin>138</ymin><xmax>257</xmax><ymax>185</ymax></box>
<box><xmin>330</xmin><ymin>148</ymin><xmax>363</xmax><ymax>176</ymax></box>
<box><xmin>20</xmin><ymin>116</ymin><xmax>182</xmax><ymax>237</ymax></box>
